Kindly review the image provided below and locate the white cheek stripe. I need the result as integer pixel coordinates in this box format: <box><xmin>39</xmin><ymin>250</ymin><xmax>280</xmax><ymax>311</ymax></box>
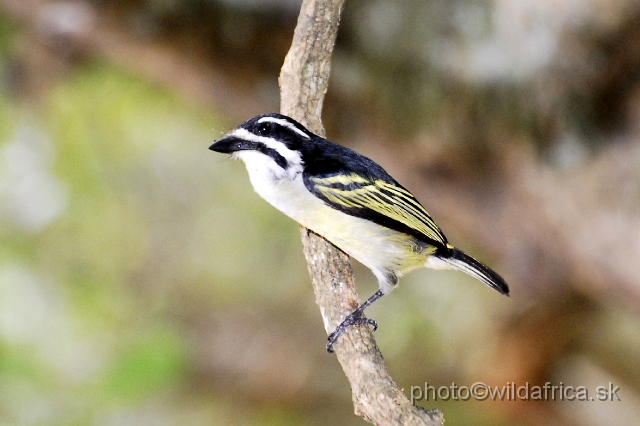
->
<box><xmin>257</xmin><ymin>117</ymin><xmax>311</xmax><ymax>139</ymax></box>
<box><xmin>230</xmin><ymin>128</ymin><xmax>300</xmax><ymax>163</ymax></box>
<box><xmin>229</xmin><ymin>128</ymin><xmax>303</xmax><ymax>179</ymax></box>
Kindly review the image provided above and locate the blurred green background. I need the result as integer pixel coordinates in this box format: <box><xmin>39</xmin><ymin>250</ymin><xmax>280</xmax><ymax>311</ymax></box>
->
<box><xmin>1</xmin><ymin>0</ymin><xmax>640</xmax><ymax>425</ymax></box>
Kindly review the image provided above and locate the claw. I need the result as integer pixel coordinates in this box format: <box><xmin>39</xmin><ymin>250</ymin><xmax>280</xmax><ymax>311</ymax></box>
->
<box><xmin>325</xmin><ymin>290</ymin><xmax>385</xmax><ymax>353</ymax></box>
<box><xmin>326</xmin><ymin>332</ymin><xmax>338</xmax><ymax>353</ymax></box>
<box><xmin>365</xmin><ymin>318</ymin><xmax>378</xmax><ymax>332</ymax></box>
<box><xmin>326</xmin><ymin>313</ymin><xmax>378</xmax><ymax>353</ymax></box>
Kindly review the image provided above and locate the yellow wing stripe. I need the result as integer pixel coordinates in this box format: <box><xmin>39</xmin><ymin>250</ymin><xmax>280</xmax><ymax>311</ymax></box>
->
<box><xmin>310</xmin><ymin>174</ymin><xmax>444</xmax><ymax>243</ymax></box>
<box><xmin>313</xmin><ymin>174</ymin><xmax>369</xmax><ymax>185</ymax></box>
<box><xmin>375</xmin><ymin>180</ymin><xmax>442</xmax><ymax>235</ymax></box>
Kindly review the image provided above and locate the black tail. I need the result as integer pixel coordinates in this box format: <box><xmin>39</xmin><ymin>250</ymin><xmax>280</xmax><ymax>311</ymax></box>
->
<box><xmin>440</xmin><ymin>248</ymin><xmax>509</xmax><ymax>296</ymax></box>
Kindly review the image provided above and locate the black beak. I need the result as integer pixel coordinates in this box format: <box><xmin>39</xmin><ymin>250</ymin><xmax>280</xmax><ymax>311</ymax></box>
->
<box><xmin>209</xmin><ymin>135</ymin><xmax>257</xmax><ymax>153</ymax></box>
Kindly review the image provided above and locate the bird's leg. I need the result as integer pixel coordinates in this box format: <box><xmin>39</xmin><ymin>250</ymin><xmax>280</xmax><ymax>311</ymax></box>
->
<box><xmin>326</xmin><ymin>289</ymin><xmax>384</xmax><ymax>352</ymax></box>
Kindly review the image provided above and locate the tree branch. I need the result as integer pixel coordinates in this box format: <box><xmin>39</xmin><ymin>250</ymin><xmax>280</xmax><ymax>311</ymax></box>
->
<box><xmin>278</xmin><ymin>1</ymin><xmax>443</xmax><ymax>424</ymax></box>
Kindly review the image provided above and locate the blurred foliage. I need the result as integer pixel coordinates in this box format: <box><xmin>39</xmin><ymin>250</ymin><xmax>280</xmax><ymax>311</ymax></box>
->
<box><xmin>1</xmin><ymin>0</ymin><xmax>640</xmax><ymax>425</ymax></box>
<box><xmin>0</xmin><ymin>54</ymin><xmax>311</xmax><ymax>423</ymax></box>
<box><xmin>0</xmin><ymin>65</ymin><xmax>179</xmax><ymax>422</ymax></box>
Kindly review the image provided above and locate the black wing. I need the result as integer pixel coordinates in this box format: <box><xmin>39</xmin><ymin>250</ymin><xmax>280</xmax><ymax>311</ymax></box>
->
<box><xmin>301</xmin><ymin>142</ymin><xmax>447</xmax><ymax>247</ymax></box>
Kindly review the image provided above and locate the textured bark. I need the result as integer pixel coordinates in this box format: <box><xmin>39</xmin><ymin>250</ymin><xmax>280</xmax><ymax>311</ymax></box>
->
<box><xmin>279</xmin><ymin>1</ymin><xmax>443</xmax><ymax>424</ymax></box>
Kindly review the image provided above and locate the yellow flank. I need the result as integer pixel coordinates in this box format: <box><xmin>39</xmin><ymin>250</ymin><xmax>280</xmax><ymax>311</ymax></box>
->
<box><xmin>310</xmin><ymin>175</ymin><xmax>446</xmax><ymax>244</ymax></box>
<box><xmin>384</xmin><ymin>231</ymin><xmax>438</xmax><ymax>273</ymax></box>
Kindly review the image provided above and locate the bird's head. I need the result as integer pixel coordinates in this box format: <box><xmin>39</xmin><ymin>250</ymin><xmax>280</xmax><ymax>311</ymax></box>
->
<box><xmin>209</xmin><ymin>113</ymin><xmax>315</xmax><ymax>180</ymax></box>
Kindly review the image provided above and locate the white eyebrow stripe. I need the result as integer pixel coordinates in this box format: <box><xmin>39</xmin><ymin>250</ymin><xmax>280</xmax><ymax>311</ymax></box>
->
<box><xmin>257</xmin><ymin>117</ymin><xmax>311</xmax><ymax>139</ymax></box>
<box><xmin>230</xmin><ymin>128</ymin><xmax>303</xmax><ymax>165</ymax></box>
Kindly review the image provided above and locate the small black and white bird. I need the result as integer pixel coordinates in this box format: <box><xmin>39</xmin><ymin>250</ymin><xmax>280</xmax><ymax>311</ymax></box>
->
<box><xmin>209</xmin><ymin>113</ymin><xmax>509</xmax><ymax>352</ymax></box>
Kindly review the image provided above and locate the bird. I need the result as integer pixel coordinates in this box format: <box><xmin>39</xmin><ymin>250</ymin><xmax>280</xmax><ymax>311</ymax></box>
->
<box><xmin>209</xmin><ymin>113</ymin><xmax>509</xmax><ymax>352</ymax></box>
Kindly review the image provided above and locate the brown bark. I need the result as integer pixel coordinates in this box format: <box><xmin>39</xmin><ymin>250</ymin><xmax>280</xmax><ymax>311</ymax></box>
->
<box><xmin>278</xmin><ymin>1</ymin><xmax>443</xmax><ymax>424</ymax></box>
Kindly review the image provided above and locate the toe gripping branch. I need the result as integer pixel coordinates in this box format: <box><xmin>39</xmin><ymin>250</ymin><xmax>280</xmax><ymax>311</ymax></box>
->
<box><xmin>326</xmin><ymin>289</ymin><xmax>384</xmax><ymax>353</ymax></box>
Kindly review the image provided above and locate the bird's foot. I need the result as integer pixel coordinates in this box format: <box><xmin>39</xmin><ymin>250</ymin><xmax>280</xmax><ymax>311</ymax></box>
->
<box><xmin>326</xmin><ymin>312</ymin><xmax>378</xmax><ymax>353</ymax></box>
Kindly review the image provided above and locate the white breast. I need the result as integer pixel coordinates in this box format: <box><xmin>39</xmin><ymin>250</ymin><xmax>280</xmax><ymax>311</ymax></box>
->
<box><xmin>235</xmin><ymin>150</ymin><xmax>427</xmax><ymax>292</ymax></box>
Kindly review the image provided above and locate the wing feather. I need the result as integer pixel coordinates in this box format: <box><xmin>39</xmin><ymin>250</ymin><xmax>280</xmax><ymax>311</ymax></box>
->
<box><xmin>306</xmin><ymin>173</ymin><xmax>447</xmax><ymax>246</ymax></box>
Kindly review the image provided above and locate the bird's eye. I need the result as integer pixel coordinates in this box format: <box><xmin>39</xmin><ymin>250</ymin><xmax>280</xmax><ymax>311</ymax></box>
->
<box><xmin>257</xmin><ymin>122</ymin><xmax>272</xmax><ymax>136</ymax></box>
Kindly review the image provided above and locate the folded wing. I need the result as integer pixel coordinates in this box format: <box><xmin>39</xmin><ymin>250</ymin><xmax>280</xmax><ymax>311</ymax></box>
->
<box><xmin>304</xmin><ymin>172</ymin><xmax>447</xmax><ymax>248</ymax></box>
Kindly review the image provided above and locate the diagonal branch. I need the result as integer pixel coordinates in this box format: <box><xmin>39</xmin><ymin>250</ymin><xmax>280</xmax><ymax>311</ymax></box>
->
<box><xmin>278</xmin><ymin>0</ymin><xmax>443</xmax><ymax>424</ymax></box>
